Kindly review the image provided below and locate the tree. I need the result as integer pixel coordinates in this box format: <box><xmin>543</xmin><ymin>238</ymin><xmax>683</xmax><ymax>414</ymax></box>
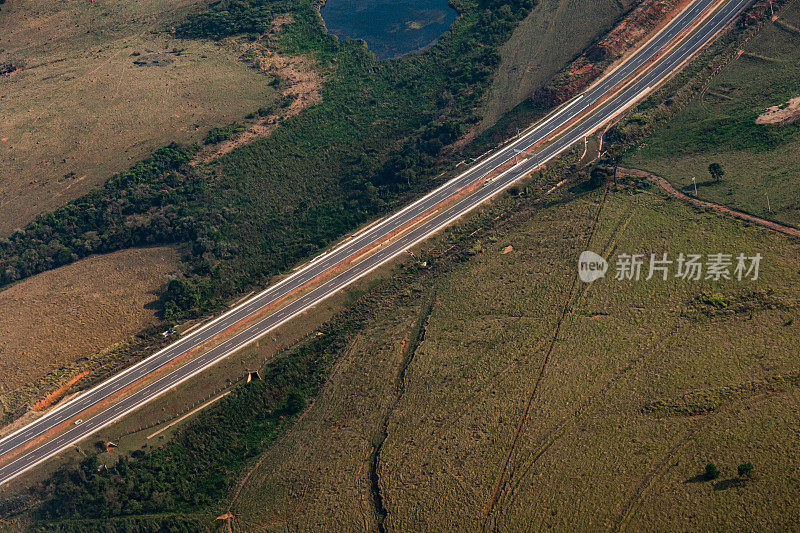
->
<box><xmin>705</xmin><ymin>462</ymin><xmax>720</xmax><ymax>480</ymax></box>
<box><xmin>282</xmin><ymin>388</ymin><xmax>306</xmax><ymax>415</ymax></box>
<box><xmin>738</xmin><ymin>462</ymin><xmax>754</xmax><ymax>478</ymax></box>
<box><xmin>589</xmin><ymin>165</ymin><xmax>612</xmax><ymax>189</ymax></box>
<box><xmin>708</xmin><ymin>162</ymin><xmax>725</xmax><ymax>182</ymax></box>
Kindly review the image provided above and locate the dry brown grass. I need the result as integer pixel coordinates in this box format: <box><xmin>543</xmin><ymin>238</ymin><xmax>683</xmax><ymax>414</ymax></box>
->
<box><xmin>0</xmin><ymin>0</ymin><xmax>281</xmax><ymax>234</ymax></box>
<box><xmin>0</xmin><ymin>246</ymin><xmax>179</xmax><ymax>393</ymax></box>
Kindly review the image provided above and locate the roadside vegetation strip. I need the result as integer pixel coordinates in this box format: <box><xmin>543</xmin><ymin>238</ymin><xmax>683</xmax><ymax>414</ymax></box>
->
<box><xmin>30</xmin><ymin>373</ymin><xmax>92</xmax><ymax>413</ymax></box>
<box><xmin>146</xmin><ymin>391</ymin><xmax>231</xmax><ymax>440</ymax></box>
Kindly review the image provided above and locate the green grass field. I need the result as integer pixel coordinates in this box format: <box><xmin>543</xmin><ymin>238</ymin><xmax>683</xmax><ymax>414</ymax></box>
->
<box><xmin>225</xmin><ymin>181</ymin><xmax>800</xmax><ymax>530</ymax></box>
<box><xmin>480</xmin><ymin>0</ymin><xmax>636</xmax><ymax>130</ymax></box>
<box><xmin>624</xmin><ymin>1</ymin><xmax>800</xmax><ymax>227</ymax></box>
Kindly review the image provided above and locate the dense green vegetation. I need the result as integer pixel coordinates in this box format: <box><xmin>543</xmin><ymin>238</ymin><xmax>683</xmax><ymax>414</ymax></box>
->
<box><xmin>33</xmin><ymin>317</ymin><xmax>351</xmax><ymax>524</ymax></box>
<box><xmin>0</xmin><ymin>144</ymin><xmax>197</xmax><ymax>286</ymax></box>
<box><xmin>30</xmin><ymin>515</ymin><xmax>207</xmax><ymax>533</ymax></box>
<box><xmin>0</xmin><ymin>0</ymin><xmax>536</xmax><ymax>321</ymax></box>
<box><xmin>177</xmin><ymin>0</ymin><xmax>297</xmax><ymax>40</ymax></box>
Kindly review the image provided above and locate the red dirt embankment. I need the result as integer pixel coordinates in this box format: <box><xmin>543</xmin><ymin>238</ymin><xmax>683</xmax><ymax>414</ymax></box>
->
<box><xmin>533</xmin><ymin>0</ymin><xmax>690</xmax><ymax>106</ymax></box>
<box><xmin>31</xmin><ymin>371</ymin><xmax>91</xmax><ymax>412</ymax></box>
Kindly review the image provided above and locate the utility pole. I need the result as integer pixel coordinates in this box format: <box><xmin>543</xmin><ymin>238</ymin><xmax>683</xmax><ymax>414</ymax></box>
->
<box><xmin>766</xmin><ymin>193</ymin><xmax>771</xmax><ymax>213</ymax></box>
<box><xmin>692</xmin><ymin>177</ymin><xmax>697</xmax><ymax>196</ymax></box>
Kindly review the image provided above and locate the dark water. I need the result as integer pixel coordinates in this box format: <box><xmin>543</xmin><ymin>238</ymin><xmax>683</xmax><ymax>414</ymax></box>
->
<box><xmin>320</xmin><ymin>0</ymin><xmax>457</xmax><ymax>60</ymax></box>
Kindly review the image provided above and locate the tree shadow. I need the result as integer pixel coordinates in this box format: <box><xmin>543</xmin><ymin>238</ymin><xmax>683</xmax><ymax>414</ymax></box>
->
<box><xmin>684</xmin><ymin>473</ymin><xmax>711</xmax><ymax>484</ymax></box>
<box><xmin>713</xmin><ymin>478</ymin><xmax>746</xmax><ymax>491</ymax></box>
<box><xmin>568</xmin><ymin>181</ymin><xmax>601</xmax><ymax>194</ymax></box>
<box><xmin>680</xmin><ymin>179</ymin><xmax>718</xmax><ymax>193</ymax></box>
<box><xmin>143</xmin><ymin>299</ymin><xmax>162</xmax><ymax>311</ymax></box>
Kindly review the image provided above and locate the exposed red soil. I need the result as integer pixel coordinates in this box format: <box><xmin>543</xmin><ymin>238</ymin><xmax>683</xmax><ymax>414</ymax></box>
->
<box><xmin>31</xmin><ymin>371</ymin><xmax>92</xmax><ymax>412</ymax></box>
<box><xmin>534</xmin><ymin>0</ymin><xmax>694</xmax><ymax>107</ymax></box>
<box><xmin>0</xmin><ymin>64</ymin><xmax>22</xmax><ymax>76</ymax></box>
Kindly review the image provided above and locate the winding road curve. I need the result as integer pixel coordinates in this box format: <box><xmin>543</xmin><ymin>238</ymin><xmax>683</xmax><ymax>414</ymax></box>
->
<box><xmin>0</xmin><ymin>0</ymin><xmax>751</xmax><ymax>486</ymax></box>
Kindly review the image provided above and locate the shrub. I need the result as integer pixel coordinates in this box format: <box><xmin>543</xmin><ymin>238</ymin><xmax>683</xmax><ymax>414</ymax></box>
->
<box><xmin>203</xmin><ymin>123</ymin><xmax>243</xmax><ymax>145</ymax></box>
<box><xmin>588</xmin><ymin>165</ymin><xmax>613</xmax><ymax>188</ymax></box>
<box><xmin>708</xmin><ymin>162</ymin><xmax>725</xmax><ymax>182</ymax></box>
<box><xmin>705</xmin><ymin>462</ymin><xmax>721</xmax><ymax>480</ymax></box>
<box><xmin>738</xmin><ymin>462</ymin><xmax>754</xmax><ymax>478</ymax></box>
<box><xmin>282</xmin><ymin>387</ymin><xmax>307</xmax><ymax>415</ymax></box>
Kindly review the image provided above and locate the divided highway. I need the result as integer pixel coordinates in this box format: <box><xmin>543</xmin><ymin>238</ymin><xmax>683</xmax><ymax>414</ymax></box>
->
<box><xmin>0</xmin><ymin>0</ymin><xmax>751</xmax><ymax>486</ymax></box>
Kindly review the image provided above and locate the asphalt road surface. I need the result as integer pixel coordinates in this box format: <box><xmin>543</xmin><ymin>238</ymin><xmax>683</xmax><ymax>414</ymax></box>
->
<box><xmin>0</xmin><ymin>0</ymin><xmax>751</xmax><ymax>486</ymax></box>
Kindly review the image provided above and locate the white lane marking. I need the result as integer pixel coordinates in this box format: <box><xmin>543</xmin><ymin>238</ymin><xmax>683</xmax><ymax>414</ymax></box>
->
<box><xmin>0</xmin><ymin>0</ymin><xmax>745</xmax><ymax>480</ymax></box>
<box><xmin>0</xmin><ymin>0</ymin><xmax>709</xmax><ymax>449</ymax></box>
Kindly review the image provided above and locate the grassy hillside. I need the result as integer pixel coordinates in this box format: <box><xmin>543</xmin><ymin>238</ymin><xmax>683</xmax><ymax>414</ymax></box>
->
<box><xmin>0</xmin><ymin>247</ymin><xmax>178</xmax><ymax>393</ymax></box>
<box><xmin>225</xmin><ymin>184</ymin><xmax>800</xmax><ymax>530</ymax></box>
<box><xmin>623</xmin><ymin>0</ymin><xmax>800</xmax><ymax>227</ymax></box>
<box><xmin>0</xmin><ymin>0</ymin><xmax>283</xmax><ymax>234</ymax></box>
<box><xmin>480</xmin><ymin>0</ymin><xmax>636</xmax><ymax>129</ymax></box>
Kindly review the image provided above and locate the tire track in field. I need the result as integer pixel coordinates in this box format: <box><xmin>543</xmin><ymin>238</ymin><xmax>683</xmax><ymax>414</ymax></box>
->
<box><xmin>490</xmin><ymin>198</ymin><xmax>644</xmax><ymax>517</ymax></box>
<box><xmin>612</xmin><ymin>418</ymin><xmax>709</xmax><ymax>532</ymax></box>
<box><xmin>480</xmin><ymin>185</ymin><xmax>610</xmax><ymax>532</ymax></box>
<box><xmin>501</xmin><ymin>322</ymin><xmax>683</xmax><ymax>522</ymax></box>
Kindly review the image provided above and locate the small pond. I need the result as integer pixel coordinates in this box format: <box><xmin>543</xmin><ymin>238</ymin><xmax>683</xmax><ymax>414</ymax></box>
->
<box><xmin>320</xmin><ymin>0</ymin><xmax>458</xmax><ymax>60</ymax></box>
